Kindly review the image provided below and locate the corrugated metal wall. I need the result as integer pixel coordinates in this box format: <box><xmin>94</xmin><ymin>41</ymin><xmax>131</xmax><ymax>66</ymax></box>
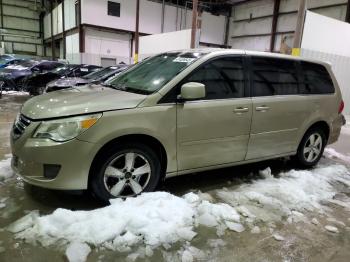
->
<box><xmin>0</xmin><ymin>0</ymin><xmax>44</xmax><ymax>56</ymax></box>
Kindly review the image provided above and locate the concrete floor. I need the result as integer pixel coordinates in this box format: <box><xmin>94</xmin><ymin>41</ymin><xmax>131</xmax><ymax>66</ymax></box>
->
<box><xmin>0</xmin><ymin>94</ymin><xmax>349</xmax><ymax>262</ymax></box>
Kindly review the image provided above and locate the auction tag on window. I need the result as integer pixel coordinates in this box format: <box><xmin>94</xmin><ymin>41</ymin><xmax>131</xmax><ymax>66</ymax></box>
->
<box><xmin>173</xmin><ymin>57</ymin><xmax>195</xmax><ymax>63</ymax></box>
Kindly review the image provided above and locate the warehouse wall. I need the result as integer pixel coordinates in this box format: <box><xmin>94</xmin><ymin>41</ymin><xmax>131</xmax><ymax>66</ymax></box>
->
<box><xmin>80</xmin><ymin>0</ymin><xmax>226</xmax><ymax>45</ymax></box>
<box><xmin>228</xmin><ymin>0</ymin><xmax>348</xmax><ymax>52</ymax></box>
<box><xmin>0</xmin><ymin>0</ymin><xmax>44</xmax><ymax>56</ymax></box>
<box><xmin>83</xmin><ymin>28</ymin><xmax>132</xmax><ymax>65</ymax></box>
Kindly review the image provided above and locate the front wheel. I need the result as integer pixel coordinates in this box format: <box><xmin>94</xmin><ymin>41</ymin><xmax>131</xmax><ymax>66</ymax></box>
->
<box><xmin>89</xmin><ymin>143</ymin><xmax>161</xmax><ymax>202</ymax></box>
<box><xmin>294</xmin><ymin>128</ymin><xmax>326</xmax><ymax>168</ymax></box>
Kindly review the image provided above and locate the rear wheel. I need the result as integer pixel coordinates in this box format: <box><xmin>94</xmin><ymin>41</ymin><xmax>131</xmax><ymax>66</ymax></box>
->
<box><xmin>89</xmin><ymin>143</ymin><xmax>161</xmax><ymax>202</ymax></box>
<box><xmin>294</xmin><ymin>127</ymin><xmax>326</xmax><ymax>168</ymax></box>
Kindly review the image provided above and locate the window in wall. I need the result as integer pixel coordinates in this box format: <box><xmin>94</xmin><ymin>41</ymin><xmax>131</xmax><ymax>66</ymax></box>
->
<box><xmin>108</xmin><ymin>1</ymin><xmax>121</xmax><ymax>17</ymax></box>
<box><xmin>251</xmin><ymin>57</ymin><xmax>299</xmax><ymax>96</ymax></box>
<box><xmin>186</xmin><ymin>56</ymin><xmax>246</xmax><ymax>100</ymax></box>
<box><xmin>300</xmin><ymin>61</ymin><xmax>335</xmax><ymax>94</ymax></box>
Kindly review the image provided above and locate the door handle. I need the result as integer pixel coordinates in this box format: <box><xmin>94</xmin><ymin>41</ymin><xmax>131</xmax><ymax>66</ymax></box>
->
<box><xmin>234</xmin><ymin>107</ymin><xmax>249</xmax><ymax>113</ymax></box>
<box><xmin>256</xmin><ymin>106</ymin><xmax>270</xmax><ymax>112</ymax></box>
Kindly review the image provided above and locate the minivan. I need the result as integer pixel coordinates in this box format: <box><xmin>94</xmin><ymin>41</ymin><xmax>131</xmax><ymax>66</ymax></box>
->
<box><xmin>10</xmin><ymin>49</ymin><xmax>345</xmax><ymax>202</ymax></box>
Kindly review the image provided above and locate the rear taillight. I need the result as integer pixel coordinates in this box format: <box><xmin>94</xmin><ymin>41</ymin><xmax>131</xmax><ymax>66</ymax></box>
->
<box><xmin>338</xmin><ymin>100</ymin><xmax>344</xmax><ymax>114</ymax></box>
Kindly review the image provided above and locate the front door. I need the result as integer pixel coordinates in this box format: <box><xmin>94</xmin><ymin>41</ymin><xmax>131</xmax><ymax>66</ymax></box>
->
<box><xmin>176</xmin><ymin>56</ymin><xmax>252</xmax><ymax>171</ymax></box>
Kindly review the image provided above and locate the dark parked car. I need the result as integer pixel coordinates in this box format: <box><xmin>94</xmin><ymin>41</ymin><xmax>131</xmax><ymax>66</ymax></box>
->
<box><xmin>0</xmin><ymin>60</ymin><xmax>64</xmax><ymax>91</ymax></box>
<box><xmin>45</xmin><ymin>65</ymin><xmax>128</xmax><ymax>93</ymax></box>
<box><xmin>25</xmin><ymin>64</ymin><xmax>101</xmax><ymax>95</ymax></box>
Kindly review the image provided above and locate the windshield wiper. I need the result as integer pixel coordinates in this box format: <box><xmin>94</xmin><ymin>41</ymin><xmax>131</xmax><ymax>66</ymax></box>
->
<box><xmin>101</xmin><ymin>83</ymin><xmax>151</xmax><ymax>95</ymax></box>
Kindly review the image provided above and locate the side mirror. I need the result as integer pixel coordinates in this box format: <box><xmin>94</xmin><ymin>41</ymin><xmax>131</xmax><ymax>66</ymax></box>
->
<box><xmin>179</xmin><ymin>82</ymin><xmax>206</xmax><ymax>101</ymax></box>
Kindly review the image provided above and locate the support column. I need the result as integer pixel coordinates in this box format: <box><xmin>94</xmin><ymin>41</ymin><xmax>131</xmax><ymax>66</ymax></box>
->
<box><xmin>292</xmin><ymin>0</ymin><xmax>307</xmax><ymax>56</ymax></box>
<box><xmin>224</xmin><ymin>8</ymin><xmax>232</xmax><ymax>46</ymax></box>
<box><xmin>134</xmin><ymin>0</ymin><xmax>140</xmax><ymax>63</ymax></box>
<box><xmin>270</xmin><ymin>0</ymin><xmax>280</xmax><ymax>52</ymax></box>
<box><xmin>50</xmin><ymin>0</ymin><xmax>55</xmax><ymax>60</ymax></box>
<box><xmin>190</xmin><ymin>0</ymin><xmax>198</xmax><ymax>48</ymax></box>
<box><xmin>346</xmin><ymin>0</ymin><xmax>350</xmax><ymax>23</ymax></box>
<box><xmin>62</xmin><ymin>0</ymin><xmax>66</xmax><ymax>59</ymax></box>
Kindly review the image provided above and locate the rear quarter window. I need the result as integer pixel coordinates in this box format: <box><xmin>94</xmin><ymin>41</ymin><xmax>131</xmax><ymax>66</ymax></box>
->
<box><xmin>300</xmin><ymin>61</ymin><xmax>335</xmax><ymax>94</ymax></box>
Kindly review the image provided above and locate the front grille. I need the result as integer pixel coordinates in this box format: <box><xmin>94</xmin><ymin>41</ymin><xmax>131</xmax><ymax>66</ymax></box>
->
<box><xmin>13</xmin><ymin>114</ymin><xmax>31</xmax><ymax>139</ymax></box>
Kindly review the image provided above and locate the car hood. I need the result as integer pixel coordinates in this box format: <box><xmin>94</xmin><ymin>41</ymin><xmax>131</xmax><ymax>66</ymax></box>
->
<box><xmin>21</xmin><ymin>84</ymin><xmax>147</xmax><ymax>120</ymax></box>
<box><xmin>47</xmin><ymin>77</ymin><xmax>89</xmax><ymax>87</ymax></box>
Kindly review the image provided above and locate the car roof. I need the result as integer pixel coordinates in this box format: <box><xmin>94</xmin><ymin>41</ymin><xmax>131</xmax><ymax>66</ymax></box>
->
<box><xmin>166</xmin><ymin>48</ymin><xmax>331</xmax><ymax>67</ymax></box>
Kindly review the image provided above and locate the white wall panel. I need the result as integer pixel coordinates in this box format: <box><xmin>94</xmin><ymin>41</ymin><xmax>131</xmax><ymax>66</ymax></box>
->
<box><xmin>64</xmin><ymin>0</ymin><xmax>77</xmax><ymax>30</ymax></box>
<box><xmin>302</xmin><ymin>11</ymin><xmax>350</xmax><ymax>57</ymax></box>
<box><xmin>139</xmin><ymin>0</ymin><xmax>162</xmax><ymax>34</ymax></box>
<box><xmin>66</xmin><ymin>33</ymin><xmax>80</xmax><ymax>64</ymax></box>
<box><xmin>84</xmin><ymin>28</ymin><xmax>131</xmax><ymax>65</ymax></box>
<box><xmin>139</xmin><ymin>29</ymin><xmax>193</xmax><ymax>58</ymax></box>
<box><xmin>82</xmin><ymin>0</ymin><xmax>136</xmax><ymax>32</ymax></box>
<box><xmin>200</xmin><ymin>12</ymin><xmax>226</xmax><ymax>45</ymax></box>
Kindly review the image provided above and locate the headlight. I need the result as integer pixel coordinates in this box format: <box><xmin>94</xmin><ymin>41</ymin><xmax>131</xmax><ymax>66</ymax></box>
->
<box><xmin>33</xmin><ymin>113</ymin><xmax>102</xmax><ymax>142</ymax></box>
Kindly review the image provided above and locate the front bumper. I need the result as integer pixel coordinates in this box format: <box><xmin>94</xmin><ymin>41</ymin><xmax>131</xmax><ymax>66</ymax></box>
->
<box><xmin>11</xmin><ymin>123</ymin><xmax>99</xmax><ymax>190</ymax></box>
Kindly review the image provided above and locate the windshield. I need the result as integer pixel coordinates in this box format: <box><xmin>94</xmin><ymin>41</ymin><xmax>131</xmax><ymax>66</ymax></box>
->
<box><xmin>50</xmin><ymin>65</ymin><xmax>72</xmax><ymax>75</ymax></box>
<box><xmin>83</xmin><ymin>66</ymin><xmax>122</xmax><ymax>80</ymax></box>
<box><xmin>17</xmin><ymin>60</ymin><xmax>37</xmax><ymax>68</ymax></box>
<box><xmin>107</xmin><ymin>52</ymin><xmax>203</xmax><ymax>94</ymax></box>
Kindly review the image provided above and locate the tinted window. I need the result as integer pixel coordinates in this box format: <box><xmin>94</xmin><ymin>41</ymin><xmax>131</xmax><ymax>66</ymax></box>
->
<box><xmin>108</xmin><ymin>1</ymin><xmax>120</xmax><ymax>17</ymax></box>
<box><xmin>251</xmin><ymin>57</ymin><xmax>298</xmax><ymax>96</ymax></box>
<box><xmin>300</xmin><ymin>61</ymin><xmax>334</xmax><ymax>94</ymax></box>
<box><xmin>186</xmin><ymin>56</ymin><xmax>245</xmax><ymax>99</ymax></box>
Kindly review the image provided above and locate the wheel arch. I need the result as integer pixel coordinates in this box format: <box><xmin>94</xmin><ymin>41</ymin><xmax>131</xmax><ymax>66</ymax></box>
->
<box><xmin>298</xmin><ymin>120</ymin><xmax>330</xmax><ymax>148</ymax></box>
<box><xmin>88</xmin><ymin>134</ymin><xmax>168</xmax><ymax>186</ymax></box>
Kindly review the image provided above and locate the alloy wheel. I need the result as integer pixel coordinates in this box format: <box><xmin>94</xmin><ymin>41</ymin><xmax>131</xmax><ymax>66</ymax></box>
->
<box><xmin>103</xmin><ymin>152</ymin><xmax>151</xmax><ymax>197</ymax></box>
<box><xmin>303</xmin><ymin>133</ymin><xmax>323</xmax><ymax>163</ymax></box>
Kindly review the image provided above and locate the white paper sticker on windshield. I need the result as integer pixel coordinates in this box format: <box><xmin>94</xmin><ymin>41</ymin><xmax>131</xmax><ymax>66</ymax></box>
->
<box><xmin>80</xmin><ymin>68</ymin><xmax>88</xmax><ymax>72</ymax></box>
<box><xmin>173</xmin><ymin>57</ymin><xmax>196</xmax><ymax>63</ymax></box>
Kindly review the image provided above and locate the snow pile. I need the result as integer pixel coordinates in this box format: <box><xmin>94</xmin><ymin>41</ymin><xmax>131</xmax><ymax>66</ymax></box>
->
<box><xmin>65</xmin><ymin>241</ymin><xmax>91</xmax><ymax>262</ymax></box>
<box><xmin>6</xmin><ymin>163</ymin><xmax>350</xmax><ymax>259</ymax></box>
<box><xmin>324</xmin><ymin>148</ymin><xmax>350</xmax><ymax>164</ymax></box>
<box><xmin>9</xmin><ymin>192</ymin><xmax>240</xmax><ymax>251</ymax></box>
<box><xmin>216</xmin><ymin>164</ymin><xmax>350</xmax><ymax>223</ymax></box>
<box><xmin>0</xmin><ymin>155</ymin><xmax>14</xmax><ymax>182</ymax></box>
<box><xmin>0</xmin><ymin>91</ymin><xmax>29</xmax><ymax>96</ymax></box>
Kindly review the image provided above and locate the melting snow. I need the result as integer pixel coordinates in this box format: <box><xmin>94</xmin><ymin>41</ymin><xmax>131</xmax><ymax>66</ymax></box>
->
<box><xmin>65</xmin><ymin>241</ymin><xmax>91</xmax><ymax>262</ymax></box>
<box><xmin>325</xmin><ymin>225</ymin><xmax>339</xmax><ymax>233</ymax></box>
<box><xmin>324</xmin><ymin>148</ymin><xmax>350</xmax><ymax>163</ymax></box>
<box><xmin>216</xmin><ymin>164</ymin><xmax>350</xmax><ymax>223</ymax></box>
<box><xmin>0</xmin><ymin>155</ymin><xmax>13</xmax><ymax>182</ymax></box>
<box><xmin>9</xmin><ymin>192</ymin><xmax>240</xmax><ymax>250</ymax></box>
<box><xmin>3</xmin><ymin>160</ymin><xmax>350</xmax><ymax>260</ymax></box>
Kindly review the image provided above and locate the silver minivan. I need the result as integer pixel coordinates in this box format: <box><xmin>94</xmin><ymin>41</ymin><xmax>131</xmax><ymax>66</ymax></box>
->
<box><xmin>11</xmin><ymin>49</ymin><xmax>345</xmax><ymax>202</ymax></box>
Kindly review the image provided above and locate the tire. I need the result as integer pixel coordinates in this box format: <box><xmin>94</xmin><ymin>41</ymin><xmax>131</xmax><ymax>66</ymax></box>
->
<box><xmin>89</xmin><ymin>143</ymin><xmax>162</xmax><ymax>203</ymax></box>
<box><xmin>294</xmin><ymin>127</ymin><xmax>326</xmax><ymax>168</ymax></box>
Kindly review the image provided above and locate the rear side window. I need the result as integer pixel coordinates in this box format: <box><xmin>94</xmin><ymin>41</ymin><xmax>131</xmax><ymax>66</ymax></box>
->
<box><xmin>300</xmin><ymin>61</ymin><xmax>335</xmax><ymax>94</ymax></box>
<box><xmin>186</xmin><ymin>56</ymin><xmax>245</xmax><ymax>99</ymax></box>
<box><xmin>251</xmin><ymin>57</ymin><xmax>298</xmax><ymax>96</ymax></box>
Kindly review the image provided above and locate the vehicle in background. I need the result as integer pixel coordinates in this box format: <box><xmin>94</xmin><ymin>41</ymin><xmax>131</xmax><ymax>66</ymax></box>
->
<box><xmin>0</xmin><ymin>60</ymin><xmax>64</xmax><ymax>91</ymax></box>
<box><xmin>45</xmin><ymin>65</ymin><xmax>127</xmax><ymax>93</ymax></box>
<box><xmin>25</xmin><ymin>64</ymin><xmax>101</xmax><ymax>95</ymax></box>
<box><xmin>0</xmin><ymin>55</ymin><xmax>27</xmax><ymax>69</ymax></box>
